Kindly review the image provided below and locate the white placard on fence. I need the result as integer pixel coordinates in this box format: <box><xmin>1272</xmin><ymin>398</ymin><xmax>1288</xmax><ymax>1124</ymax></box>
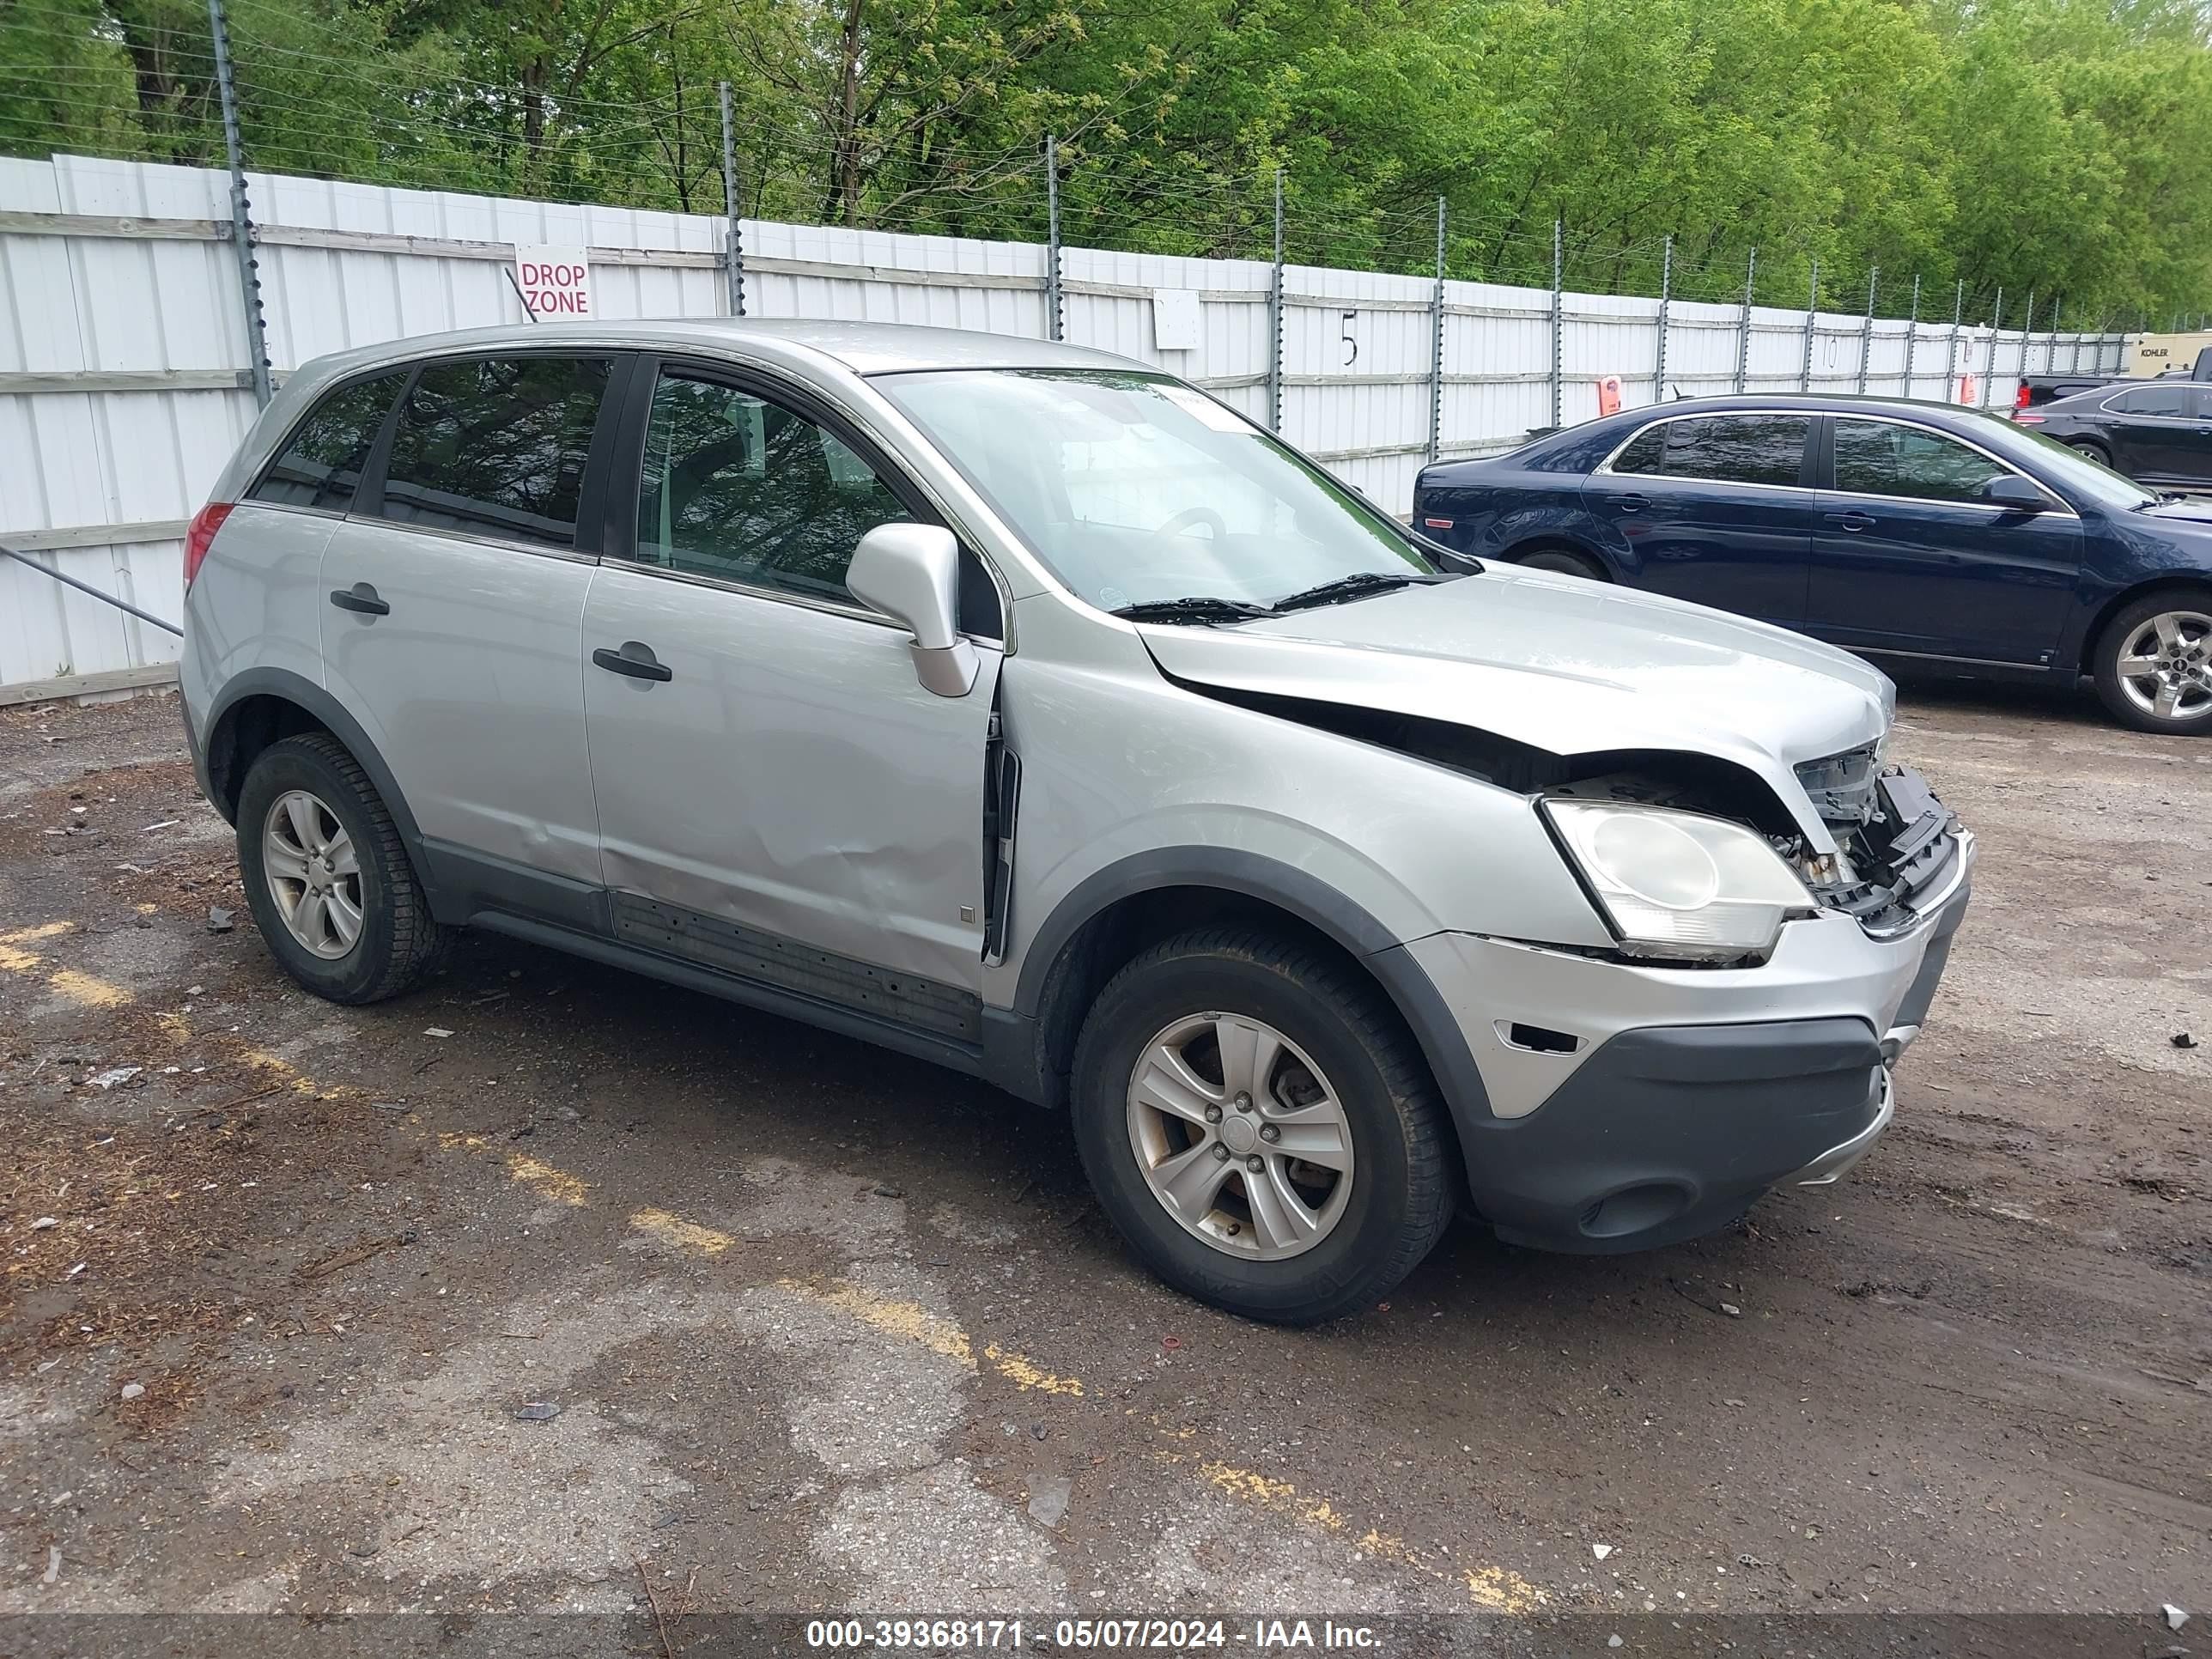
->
<box><xmin>512</xmin><ymin>246</ymin><xmax>594</xmax><ymax>319</ymax></box>
<box><xmin>1152</xmin><ymin>289</ymin><xmax>1202</xmax><ymax>352</ymax></box>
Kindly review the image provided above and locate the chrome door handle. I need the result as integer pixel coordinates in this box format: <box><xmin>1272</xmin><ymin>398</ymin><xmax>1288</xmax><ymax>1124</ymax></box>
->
<box><xmin>1613</xmin><ymin>493</ymin><xmax>1650</xmax><ymax>512</ymax></box>
<box><xmin>592</xmin><ymin>642</ymin><xmax>672</xmax><ymax>683</ymax></box>
<box><xmin>1825</xmin><ymin>510</ymin><xmax>1875</xmax><ymax>532</ymax></box>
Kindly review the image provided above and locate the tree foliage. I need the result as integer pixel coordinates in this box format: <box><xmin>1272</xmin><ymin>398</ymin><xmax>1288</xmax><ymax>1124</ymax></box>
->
<box><xmin>3</xmin><ymin>0</ymin><xmax>2206</xmax><ymax>317</ymax></box>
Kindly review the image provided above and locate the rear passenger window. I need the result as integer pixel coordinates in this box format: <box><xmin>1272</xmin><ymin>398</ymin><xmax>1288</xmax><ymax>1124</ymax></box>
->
<box><xmin>252</xmin><ymin>373</ymin><xmax>404</xmax><ymax>513</ymax></box>
<box><xmin>1610</xmin><ymin>424</ymin><xmax>1670</xmax><ymax>476</ymax></box>
<box><xmin>1615</xmin><ymin>416</ymin><xmax>1808</xmax><ymax>487</ymax></box>
<box><xmin>378</xmin><ymin>356</ymin><xmax>611</xmax><ymax>549</ymax></box>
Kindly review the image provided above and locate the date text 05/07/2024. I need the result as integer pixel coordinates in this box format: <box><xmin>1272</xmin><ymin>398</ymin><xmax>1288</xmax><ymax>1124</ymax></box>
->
<box><xmin>803</xmin><ymin>1618</ymin><xmax>1384</xmax><ymax>1650</ymax></box>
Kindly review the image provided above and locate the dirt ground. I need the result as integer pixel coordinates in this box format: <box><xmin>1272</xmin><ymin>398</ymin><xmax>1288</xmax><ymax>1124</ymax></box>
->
<box><xmin>0</xmin><ymin>681</ymin><xmax>2206</xmax><ymax>1644</ymax></box>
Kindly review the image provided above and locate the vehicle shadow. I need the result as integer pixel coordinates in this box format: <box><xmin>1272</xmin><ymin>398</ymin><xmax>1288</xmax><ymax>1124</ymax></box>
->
<box><xmin>1886</xmin><ymin>667</ymin><xmax>2107</xmax><ymax>732</ymax></box>
<box><xmin>444</xmin><ymin>925</ymin><xmax>1859</xmax><ymax>1347</ymax></box>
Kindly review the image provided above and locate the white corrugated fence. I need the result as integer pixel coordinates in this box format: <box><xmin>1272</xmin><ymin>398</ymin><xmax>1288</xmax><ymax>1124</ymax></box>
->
<box><xmin>0</xmin><ymin>152</ymin><xmax>2125</xmax><ymax>701</ymax></box>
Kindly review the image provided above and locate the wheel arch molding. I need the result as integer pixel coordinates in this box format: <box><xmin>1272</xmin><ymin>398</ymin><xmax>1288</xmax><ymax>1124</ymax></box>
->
<box><xmin>200</xmin><ymin>668</ymin><xmax>437</xmax><ymax>908</ymax></box>
<box><xmin>2070</xmin><ymin>570</ymin><xmax>2212</xmax><ymax>676</ymax></box>
<box><xmin>1006</xmin><ymin>847</ymin><xmax>1495</xmax><ymax>1128</ymax></box>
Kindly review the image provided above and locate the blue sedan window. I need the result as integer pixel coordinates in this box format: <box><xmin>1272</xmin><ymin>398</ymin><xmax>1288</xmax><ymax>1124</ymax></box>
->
<box><xmin>1834</xmin><ymin>421</ymin><xmax>2010</xmax><ymax>505</ymax></box>
<box><xmin>1612</xmin><ymin>416</ymin><xmax>1807</xmax><ymax>487</ymax></box>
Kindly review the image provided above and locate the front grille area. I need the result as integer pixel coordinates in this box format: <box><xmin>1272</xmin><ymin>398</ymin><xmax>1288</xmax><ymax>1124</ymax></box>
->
<box><xmin>1794</xmin><ymin>750</ymin><xmax>1963</xmax><ymax>935</ymax></box>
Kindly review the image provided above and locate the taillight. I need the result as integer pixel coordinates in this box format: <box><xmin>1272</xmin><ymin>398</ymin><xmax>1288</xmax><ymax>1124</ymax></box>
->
<box><xmin>183</xmin><ymin>501</ymin><xmax>234</xmax><ymax>589</ymax></box>
<box><xmin>2014</xmin><ymin>383</ymin><xmax>2033</xmax><ymax>410</ymax></box>
<box><xmin>2014</xmin><ymin>413</ymin><xmax>2045</xmax><ymax>424</ymax></box>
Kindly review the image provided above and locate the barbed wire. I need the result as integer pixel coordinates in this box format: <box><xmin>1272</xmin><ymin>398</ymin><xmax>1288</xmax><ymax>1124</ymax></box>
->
<box><xmin>0</xmin><ymin>8</ymin><xmax>2150</xmax><ymax>319</ymax></box>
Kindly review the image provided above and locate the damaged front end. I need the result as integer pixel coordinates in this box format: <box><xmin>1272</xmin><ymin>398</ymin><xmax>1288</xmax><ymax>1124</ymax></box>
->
<box><xmin>1784</xmin><ymin>744</ymin><xmax>1969</xmax><ymax>938</ymax></box>
<box><xmin>1529</xmin><ymin>738</ymin><xmax>1969</xmax><ymax>963</ymax></box>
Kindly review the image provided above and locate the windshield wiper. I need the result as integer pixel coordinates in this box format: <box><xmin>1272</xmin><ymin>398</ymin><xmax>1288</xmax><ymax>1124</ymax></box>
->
<box><xmin>1110</xmin><ymin>595</ymin><xmax>1275</xmax><ymax>625</ymax></box>
<box><xmin>1267</xmin><ymin>570</ymin><xmax>1429</xmax><ymax>613</ymax></box>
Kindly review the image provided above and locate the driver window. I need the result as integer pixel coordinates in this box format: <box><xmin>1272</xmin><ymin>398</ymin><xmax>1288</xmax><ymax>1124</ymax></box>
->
<box><xmin>632</xmin><ymin>372</ymin><xmax>912</xmax><ymax>605</ymax></box>
<box><xmin>1832</xmin><ymin>420</ymin><xmax>2011</xmax><ymax>505</ymax></box>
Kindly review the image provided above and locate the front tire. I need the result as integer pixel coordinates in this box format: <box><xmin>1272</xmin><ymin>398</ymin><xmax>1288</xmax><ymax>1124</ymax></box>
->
<box><xmin>2091</xmin><ymin>592</ymin><xmax>2212</xmax><ymax>736</ymax></box>
<box><xmin>235</xmin><ymin>732</ymin><xmax>448</xmax><ymax>1002</ymax></box>
<box><xmin>1070</xmin><ymin>928</ymin><xmax>1453</xmax><ymax>1324</ymax></box>
<box><xmin>1516</xmin><ymin>546</ymin><xmax>1607</xmax><ymax>581</ymax></box>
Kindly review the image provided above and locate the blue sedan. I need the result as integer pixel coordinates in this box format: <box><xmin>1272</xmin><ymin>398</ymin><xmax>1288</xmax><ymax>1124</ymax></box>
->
<box><xmin>1412</xmin><ymin>395</ymin><xmax>2212</xmax><ymax>734</ymax></box>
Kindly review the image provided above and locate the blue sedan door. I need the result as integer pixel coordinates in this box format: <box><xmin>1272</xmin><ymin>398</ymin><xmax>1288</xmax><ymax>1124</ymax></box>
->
<box><xmin>1583</xmin><ymin>412</ymin><xmax>1814</xmax><ymax>625</ymax></box>
<box><xmin>1804</xmin><ymin>416</ymin><xmax>2080</xmax><ymax>665</ymax></box>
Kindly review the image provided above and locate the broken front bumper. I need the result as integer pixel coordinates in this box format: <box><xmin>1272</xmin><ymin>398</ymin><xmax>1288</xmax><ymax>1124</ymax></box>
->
<box><xmin>1392</xmin><ymin>831</ymin><xmax>1973</xmax><ymax>1253</ymax></box>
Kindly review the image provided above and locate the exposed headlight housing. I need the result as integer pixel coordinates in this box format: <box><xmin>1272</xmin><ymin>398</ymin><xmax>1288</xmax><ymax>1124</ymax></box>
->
<box><xmin>1542</xmin><ymin>799</ymin><xmax>1816</xmax><ymax>963</ymax></box>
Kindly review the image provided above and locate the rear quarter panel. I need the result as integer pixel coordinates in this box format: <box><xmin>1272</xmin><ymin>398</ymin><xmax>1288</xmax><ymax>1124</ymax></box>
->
<box><xmin>1414</xmin><ymin>462</ymin><xmax>1620</xmax><ymax>570</ymax></box>
<box><xmin>179</xmin><ymin>505</ymin><xmax>337</xmax><ymax>738</ymax></box>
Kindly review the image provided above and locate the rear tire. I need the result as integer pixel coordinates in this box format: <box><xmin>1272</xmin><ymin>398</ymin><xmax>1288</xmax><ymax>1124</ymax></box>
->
<box><xmin>2066</xmin><ymin>438</ymin><xmax>2114</xmax><ymax>469</ymax></box>
<box><xmin>2090</xmin><ymin>589</ymin><xmax>2212</xmax><ymax>736</ymax></box>
<box><xmin>1515</xmin><ymin>545</ymin><xmax>1607</xmax><ymax>581</ymax></box>
<box><xmin>236</xmin><ymin>733</ymin><xmax>449</xmax><ymax>1003</ymax></box>
<box><xmin>1070</xmin><ymin>927</ymin><xmax>1454</xmax><ymax>1325</ymax></box>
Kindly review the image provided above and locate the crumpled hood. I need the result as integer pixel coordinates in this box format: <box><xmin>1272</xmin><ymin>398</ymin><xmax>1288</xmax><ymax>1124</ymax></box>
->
<box><xmin>1138</xmin><ymin>565</ymin><xmax>1894</xmax><ymax>848</ymax></box>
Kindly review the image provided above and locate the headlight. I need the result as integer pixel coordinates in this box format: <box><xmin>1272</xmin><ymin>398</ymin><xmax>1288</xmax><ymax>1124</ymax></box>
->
<box><xmin>1542</xmin><ymin>800</ymin><xmax>1815</xmax><ymax>963</ymax></box>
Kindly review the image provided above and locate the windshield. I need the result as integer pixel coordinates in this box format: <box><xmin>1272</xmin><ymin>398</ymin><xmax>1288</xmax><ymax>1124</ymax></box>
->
<box><xmin>872</xmin><ymin>368</ymin><xmax>1433</xmax><ymax>612</ymax></box>
<box><xmin>1998</xmin><ymin>420</ymin><xmax>2158</xmax><ymax>511</ymax></box>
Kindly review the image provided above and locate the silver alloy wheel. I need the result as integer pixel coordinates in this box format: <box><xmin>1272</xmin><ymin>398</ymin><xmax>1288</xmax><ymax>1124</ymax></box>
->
<box><xmin>261</xmin><ymin>789</ymin><xmax>364</xmax><ymax>960</ymax></box>
<box><xmin>2113</xmin><ymin>609</ymin><xmax>2212</xmax><ymax>723</ymax></box>
<box><xmin>1125</xmin><ymin>1012</ymin><xmax>1355</xmax><ymax>1260</ymax></box>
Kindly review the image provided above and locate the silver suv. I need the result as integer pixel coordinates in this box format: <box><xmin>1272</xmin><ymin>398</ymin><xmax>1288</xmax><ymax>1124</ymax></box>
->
<box><xmin>179</xmin><ymin>321</ymin><xmax>1972</xmax><ymax>1323</ymax></box>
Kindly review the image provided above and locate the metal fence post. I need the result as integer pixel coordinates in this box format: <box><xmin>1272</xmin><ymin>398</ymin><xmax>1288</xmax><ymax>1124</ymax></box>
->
<box><xmin>206</xmin><ymin>0</ymin><xmax>270</xmax><ymax>406</ymax></box>
<box><xmin>1548</xmin><ymin>217</ymin><xmax>1563</xmax><ymax>428</ymax></box>
<box><xmin>1944</xmin><ymin>279</ymin><xmax>1962</xmax><ymax>400</ymax></box>
<box><xmin>1855</xmin><ymin>267</ymin><xmax>1877</xmax><ymax>394</ymax></box>
<box><xmin>1267</xmin><ymin>169</ymin><xmax>1284</xmax><ymax>434</ymax></box>
<box><xmin>1799</xmin><ymin>258</ymin><xmax>1819</xmax><ymax>392</ymax></box>
<box><xmin>1653</xmin><ymin>234</ymin><xmax>1672</xmax><ymax>400</ymax></box>
<box><xmin>2045</xmin><ymin>300</ymin><xmax>2059</xmax><ymax>374</ymax></box>
<box><xmin>1983</xmin><ymin>288</ymin><xmax>2002</xmax><ymax>407</ymax></box>
<box><xmin>1426</xmin><ymin>196</ymin><xmax>1445</xmax><ymax>463</ymax></box>
<box><xmin>1043</xmin><ymin>134</ymin><xmax>1062</xmax><ymax>343</ymax></box>
<box><xmin>1903</xmin><ymin>273</ymin><xmax>1920</xmax><ymax>394</ymax></box>
<box><xmin>717</xmin><ymin>82</ymin><xmax>744</xmax><ymax>318</ymax></box>
<box><xmin>1733</xmin><ymin>246</ymin><xmax>1756</xmax><ymax>392</ymax></box>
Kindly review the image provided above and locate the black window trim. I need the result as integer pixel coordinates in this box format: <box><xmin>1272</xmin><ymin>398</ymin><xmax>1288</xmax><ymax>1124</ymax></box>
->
<box><xmin>337</xmin><ymin>348</ymin><xmax>635</xmax><ymax>565</ymax></box>
<box><xmin>242</xmin><ymin>364</ymin><xmax>415</xmax><ymax>520</ymax></box>
<box><xmin>1592</xmin><ymin>409</ymin><xmax>1817</xmax><ymax>494</ymax></box>
<box><xmin>1812</xmin><ymin>411</ymin><xmax>2075</xmax><ymax>517</ymax></box>
<box><xmin>603</xmin><ymin>351</ymin><xmax>1007</xmax><ymax>643</ymax></box>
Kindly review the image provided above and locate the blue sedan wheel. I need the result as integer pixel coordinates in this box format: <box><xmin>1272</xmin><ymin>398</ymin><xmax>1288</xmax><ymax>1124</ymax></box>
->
<box><xmin>2094</xmin><ymin>594</ymin><xmax>2212</xmax><ymax>735</ymax></box>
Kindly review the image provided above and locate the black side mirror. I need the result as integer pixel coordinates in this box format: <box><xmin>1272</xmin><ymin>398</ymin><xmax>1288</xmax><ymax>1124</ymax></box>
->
<box><xmin>1983</xmin><ymin>474</ymin><xmax>2051</xmax><ymax>513</ymax></box>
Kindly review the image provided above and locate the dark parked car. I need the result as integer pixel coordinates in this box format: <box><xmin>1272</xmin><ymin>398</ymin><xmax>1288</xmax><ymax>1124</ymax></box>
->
<box><xmin>1413</xmin><ymin>394</ymin><xmax>2212</xmax><ymax>734</ymax></box>
<box><xmin>2015</xmin><ymin>380</ymin><xmax>2212</xmax><ymax>490</ymax></box>
<box><xmin>2016</xmin><ymin>343</ymin><xmax>2210</xmax><ymax>409</ymax></box>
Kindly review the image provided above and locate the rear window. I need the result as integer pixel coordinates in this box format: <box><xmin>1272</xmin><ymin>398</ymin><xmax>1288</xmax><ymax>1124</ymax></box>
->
<box><xmin>1612</xmin><ymin>416</ymin><xmax>1808</xmax><ymax>488</ymax></box>
<box><xmin>252</xmin><ymin>372</ymin><xmax>405</xmax><ymax>513</ymax></box>
<box><xmin>377</xmin><ymin>356</ymin><xmax>612</xmax><ymax>550</ymax></box>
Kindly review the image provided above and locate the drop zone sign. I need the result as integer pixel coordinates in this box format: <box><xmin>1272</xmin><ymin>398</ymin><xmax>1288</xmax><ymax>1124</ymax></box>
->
<box><xmin>512</xmin><ymin>246</ymin><xmax>594</xmax><ymax>319</ymax></box>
